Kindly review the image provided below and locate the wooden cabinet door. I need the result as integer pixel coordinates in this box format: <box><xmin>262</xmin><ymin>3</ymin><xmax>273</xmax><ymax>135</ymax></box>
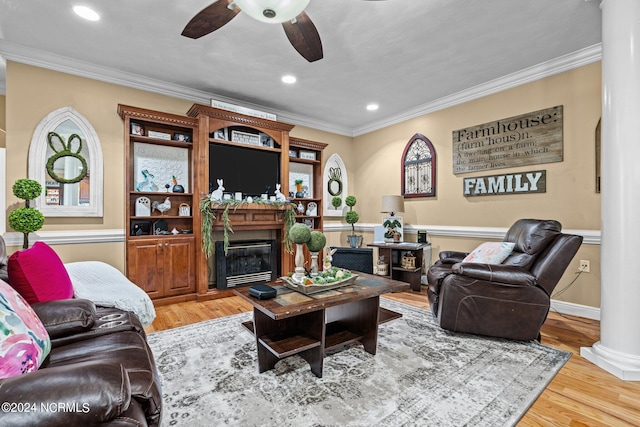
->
<box><xmin>162</xmin><ymin>237</ymin><xmax>196</xmax><ymax>296</ymax></box>
<box><xmin>127</xmin><ymin>239</ymin><xmax>164</xmax><ymax>299</ymax></box>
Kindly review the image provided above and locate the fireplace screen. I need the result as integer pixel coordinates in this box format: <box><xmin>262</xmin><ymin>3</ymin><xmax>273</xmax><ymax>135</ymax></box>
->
<box><xmin>215</xmin><ymin>240</ymin><xmax>277</xmax><ymax>289</ymax></box>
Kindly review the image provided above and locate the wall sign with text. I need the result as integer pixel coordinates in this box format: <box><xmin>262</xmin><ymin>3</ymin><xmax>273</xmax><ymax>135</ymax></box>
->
<box><xmin>453</xmin><ymin>106</ymin><xmax>563</xmax><ymax>175</ymax></box>
<box><xmin>463</xmin><ymin>170</ymin><xmax>546</xmax><ymax>197</ymax></box>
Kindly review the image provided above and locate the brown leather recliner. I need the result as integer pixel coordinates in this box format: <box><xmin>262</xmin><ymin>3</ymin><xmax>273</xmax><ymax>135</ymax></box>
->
<box><xmin>0</xmin><ymin>236</ymin><xmax>162</xmax><ymax>426</ymax></box>
<box><xmin>426</xmin><ymin>219</ymin><xmax>583</xmax><ymax>341</ymax></box>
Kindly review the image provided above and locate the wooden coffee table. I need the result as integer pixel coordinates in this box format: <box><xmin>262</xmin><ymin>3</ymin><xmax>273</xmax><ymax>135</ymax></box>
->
<box><xmin>234</xmin><ymin>273</ymin><xmax>409</xmax><ymax>378</ymax></box>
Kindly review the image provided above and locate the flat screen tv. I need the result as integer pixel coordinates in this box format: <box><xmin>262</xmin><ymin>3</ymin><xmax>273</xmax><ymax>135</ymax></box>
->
<box><xmin>209</xmin><ymin>143</ymin><xmax>280</xmax><ymax>197</ymax></box>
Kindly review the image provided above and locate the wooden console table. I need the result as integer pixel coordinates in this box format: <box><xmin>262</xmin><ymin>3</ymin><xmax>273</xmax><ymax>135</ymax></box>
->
<box><xmin>367</xmin><ymin>242</ymin><xmax>430</xmax><ymax>291</ymax></box>
<box><xmin>234</xmin><ymin>273</ymin><xmax>409</xmax><ymax>378</ymax></box>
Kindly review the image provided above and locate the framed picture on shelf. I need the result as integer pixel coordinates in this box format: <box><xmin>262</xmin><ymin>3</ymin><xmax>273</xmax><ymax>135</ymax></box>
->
<box><xmin>131</xmin><ymin>122</ymin><xmax>144</xmax><ymax>136</ymax></box>
<box><xmin>133</xmin><ymin>142</ymin><xmax>190</xmax><ymax>193</ymax></box>
<box><xmin>289</xmin><ymin>163</ymin><xmax>313</xmax><ymax>198</ymax></box>
<box><xmin>231</xmin><ymin>130</ymin><xmax>260</xmax><ymax>146</ymax></box>
<box><xmin>299</xmin><ymin>150</ymin><xmax>316</xmax><ymax>161</ymax></box>
<box><xmin>213</xmin><ymin>128</ymin><xmax>228</xmax><ymax>141</ymax></box>
<box><xmin>289</xmin><ymin>149</ymin><xmax>298</xmax><ymax>158</ymax></box>
<box><xmin>147</xmin><ymin>130</ymin><xmax>171</xmax><ymax>140</ymax></box>
<box><xmin>259</xmin><ymin>133</ymin><xmax>275</xmax><ymax>148</ymax></box>
<box><xmin>173</xmin><ymin>132</ymin><xmax>191</xmax><ymax>142</ymax></box>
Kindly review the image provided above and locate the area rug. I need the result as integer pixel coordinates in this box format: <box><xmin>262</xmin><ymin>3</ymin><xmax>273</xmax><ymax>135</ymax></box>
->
<box><xmin>147</xmin><ymin>299</ymin><xmax>570</xmax><ymax>427</ymax></box>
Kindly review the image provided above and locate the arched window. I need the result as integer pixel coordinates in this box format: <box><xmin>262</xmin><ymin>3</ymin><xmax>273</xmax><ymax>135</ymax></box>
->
<box><xmin>402</xmin><ymin>133</ymin><xmax>436</xmax><ymax>198</ymax></box>
<box><xmin>28</xmin><ymin>107</ymin><xmax>103</xmax><ymax>217</ymax></box>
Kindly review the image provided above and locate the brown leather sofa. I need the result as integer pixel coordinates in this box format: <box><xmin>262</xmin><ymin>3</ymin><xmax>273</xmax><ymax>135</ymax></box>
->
<box><xmin>426</xmin><ymin>219</ymin><xmax>583</xmax><ymax>341</ymax></box>
<box><xmin>0</xmin><ymin>237</ymin><xmax>162</xmax><ymax>426</ymax></box>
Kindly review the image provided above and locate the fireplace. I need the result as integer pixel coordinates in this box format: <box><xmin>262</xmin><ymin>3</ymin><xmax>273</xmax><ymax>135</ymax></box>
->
<box><xmin>215</xmin><ymin>240</ymin><xmax>278</xmax><ymax>289</ymax></box>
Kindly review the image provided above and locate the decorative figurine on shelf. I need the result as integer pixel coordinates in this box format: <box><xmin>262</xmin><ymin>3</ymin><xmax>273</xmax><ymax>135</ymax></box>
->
<box><xmin>323</xmin><ymin>247</ymin><xmax>337</xmax><ymax>272</ymax></box>
<box><xmin>294</xmin><ymin>179</ymin><xmax>304</xmax><ymax>197</ymax></box>
<box><xmin>210</xmin><ymin>179</ymin><xmax>224</xmax><ymax>201</ymax></box>
<box><xmin>306</xmin><ymin>202</ymin><xmax>317</xmax><ymax>216</ymax></box>
<box><xmin>152</xmin><ymin>197</ymin><xmax>171</xmax><ymax>215</ymax></box>
<box><xmin>297</xmin><ymin>201</ymin><xmax>305</xmax><ymax>214</ymax></box>
<box><xmin>274</xmin><ymin>183</ymin><xmax>286</xmax><ymax>202</ymax></box>
<box><xmin>136</xmin><ymin>169</ymin><xmax>158</xmax><ymax>192</ymax></box>
<box><xmin>172</xmin><ymin>175</ymin><xmax>184</xmax><ymax>193</ymax></box>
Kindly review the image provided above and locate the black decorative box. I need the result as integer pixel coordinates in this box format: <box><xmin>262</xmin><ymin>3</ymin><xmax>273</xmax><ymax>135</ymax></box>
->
<box><xmin>249</xmin><ymin>284</ymin><xmax>276</xmax><ymax>300</ymax></box>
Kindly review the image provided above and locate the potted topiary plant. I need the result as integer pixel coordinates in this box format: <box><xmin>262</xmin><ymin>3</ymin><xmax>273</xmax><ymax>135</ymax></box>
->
<box><xmin>8</xmin><ymin>179</ymin><xmax>45</xmax><ymax>249</ymax></box>
<box><xmin>289</xmin><ymin>222</ymin><xmax>311</xmax><ymax>283</ymax></box>
<box><xmin>305</xmin><ymin>230</ymin><xmax>326</xmax><ymax>276</ymax></box>
<box><xmin>331</xmin><ymin>196</ymin><xmax>342</xmax><ymax>211</ymax></box>
<box><xmin>344</xmin><ymin>195</ymin><xmax>362</xmax><ymax>248</ymax></box>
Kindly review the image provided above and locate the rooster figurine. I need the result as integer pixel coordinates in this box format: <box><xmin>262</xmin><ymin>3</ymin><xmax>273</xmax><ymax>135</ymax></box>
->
<box><xmin>152</xmin><ymin>197</ymin><xmax>171</xmax><ymax>215</ymax></box>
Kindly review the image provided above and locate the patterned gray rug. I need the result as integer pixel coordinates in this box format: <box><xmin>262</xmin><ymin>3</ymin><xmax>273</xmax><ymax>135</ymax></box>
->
<box><xmin>147</xmin><ymin>299</ymin><xmax>570</xmax><ymax>427</ymax></box>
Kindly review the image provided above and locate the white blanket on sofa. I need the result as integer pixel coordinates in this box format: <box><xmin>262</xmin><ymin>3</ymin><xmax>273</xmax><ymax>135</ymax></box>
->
<box><xmin>65</xmin><ymin>261</ymin><xmax>156</xmax><ymax>327</ymax></box>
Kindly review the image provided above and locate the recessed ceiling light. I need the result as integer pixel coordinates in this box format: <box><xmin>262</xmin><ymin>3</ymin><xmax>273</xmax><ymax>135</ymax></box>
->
<box><xmin>281</xmin><ymin>75</ymin><xmax>297</xmax><ymax>84</ymax></box>
<box><xmin>366</xmin><ymin>103</ymin><xmax>379</xmax><ymax>111</ymax></box>
<box><xmin>73</xmin><ymin>5</ymin><xmax>100</xmax><ymax>21</ymax></box>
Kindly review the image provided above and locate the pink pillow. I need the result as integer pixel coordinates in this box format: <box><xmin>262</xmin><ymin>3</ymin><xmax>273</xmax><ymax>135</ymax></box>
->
<box><xmin>0</xmin><ymin>280</ymin><xmax>51</xmax><ymax>379</ymax></box>
<box><xmin>462</xmin><ymin>242</ymin><xmax>515</xmax><ymax>264</ymax></box>
<box><xmin>7</xmin><ymin>242</ymin><xmax>74</xmax><ymax>304</ymax></box>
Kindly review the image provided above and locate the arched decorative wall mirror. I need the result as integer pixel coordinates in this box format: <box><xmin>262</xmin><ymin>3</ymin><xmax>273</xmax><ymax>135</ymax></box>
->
<box><xmin>401</xmin><ymin>133</ymin><xmax>436</xmax><ymax>198</ymax></box>
<box><xmin>28</xmin><ymin>107</ymin><xmax>103</xmax><ymax>217</ymax></box>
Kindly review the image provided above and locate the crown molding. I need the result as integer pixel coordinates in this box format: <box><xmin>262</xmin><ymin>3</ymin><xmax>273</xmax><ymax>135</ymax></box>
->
<box><xmin>0</xmin><ymin>41</ymin><xmax>601</xmax><ymax>137</ymax></box>
<box><xmin>352</xmin><ymin>43</ymin><xmax>603</xmax><ymax>136</ymax></box>
<box><xmin>0</xmin><ymin>40</ymin><xmax>352</xmax><ymax>136</ymax></box>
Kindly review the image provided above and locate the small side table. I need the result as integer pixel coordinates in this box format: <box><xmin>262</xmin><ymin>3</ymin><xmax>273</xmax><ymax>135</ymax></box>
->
<box><xmin>367</xmin><ymin>242</ymin><xmax>430</xmax><ymax>291</ymax></box>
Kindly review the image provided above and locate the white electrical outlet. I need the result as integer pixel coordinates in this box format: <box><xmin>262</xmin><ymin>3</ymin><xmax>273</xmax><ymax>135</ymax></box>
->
<box><xmin>579</xmin><ymin>260</ymin><xmax>590</xmax><ymax>273</ymax></box>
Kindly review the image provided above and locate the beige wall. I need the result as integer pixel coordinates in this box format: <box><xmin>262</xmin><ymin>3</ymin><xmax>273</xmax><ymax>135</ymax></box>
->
<box><xmin>0</xmin><ymin>94</ymin><xmax>6</xmax><ymax>148</ymax></box>
<box><xmin>351</xmin><ymin>62</ymin><xmax>602</xmax><ymax>308</ymax></box>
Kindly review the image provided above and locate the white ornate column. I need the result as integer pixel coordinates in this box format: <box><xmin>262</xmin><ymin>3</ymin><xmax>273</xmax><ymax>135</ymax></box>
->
<box><xmin>581</xmin><ymin>0</ymin><xmax>640</xmax><ymax>380</ymax></box>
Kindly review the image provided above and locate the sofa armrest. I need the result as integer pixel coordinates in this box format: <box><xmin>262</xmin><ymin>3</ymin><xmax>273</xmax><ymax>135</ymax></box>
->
<box><xmin>0</xmin><ymin>361</ymin><xmax>131</xmax><ymax>426</ymax></box>
<box><xmin>30</xmin><ymin>299</ymin><xmax>96</xmax><ymax>339</ymax></box>
<box><xmin>439</xmin><ymin>251</ymin><xmax>468</xmax><ymax>264</ymax></box>
<box><xmin>452</xmin><ymin>262</ymin><xmax>536</xmax><ymax>286</ymax></box>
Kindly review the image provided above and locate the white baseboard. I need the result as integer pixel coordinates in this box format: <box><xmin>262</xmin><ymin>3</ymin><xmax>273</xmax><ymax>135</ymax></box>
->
<box><xmin>550</xmin><ymin>299</ymin><xmax>600</xmax><ymax>320</ymax></box>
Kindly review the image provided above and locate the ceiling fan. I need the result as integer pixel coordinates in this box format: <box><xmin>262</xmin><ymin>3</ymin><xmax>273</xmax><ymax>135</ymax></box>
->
<box><xmin>182</xmin><ymin>0</ymin><xmax>323</xmax><ymax>62</ymax></box>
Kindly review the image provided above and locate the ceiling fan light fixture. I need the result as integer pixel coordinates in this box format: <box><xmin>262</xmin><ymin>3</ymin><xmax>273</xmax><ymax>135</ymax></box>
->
<box><xmin>234</xmin><ymin>0</ymin><xmax>310</xmax><ymax>23</ymax></box>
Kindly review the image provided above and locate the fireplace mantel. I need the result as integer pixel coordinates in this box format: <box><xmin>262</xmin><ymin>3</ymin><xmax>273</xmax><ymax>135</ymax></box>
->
<box><xmin>210</xmin><ymin>202</ymin><xmax>292</xmax><ymax>231</ymax></box>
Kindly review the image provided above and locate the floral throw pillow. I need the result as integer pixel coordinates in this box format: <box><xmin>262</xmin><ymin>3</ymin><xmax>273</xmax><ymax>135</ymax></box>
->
<box><xmin>462</xmin><ymin>242</ymin><xmax>516</xmax><ymax>264</ymax></box>
<box><xmin>0</xmin><ymin>280</ymin><xmax>51</xmax><ymax>379</ymax></box>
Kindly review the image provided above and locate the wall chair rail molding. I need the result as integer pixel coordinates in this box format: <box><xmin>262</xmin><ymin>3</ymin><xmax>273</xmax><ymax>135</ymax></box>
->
<box><xmin>324</xmin><ymin>222</ymin><xmax>601</xmax><ymax>245</ymax></box>
<box><xmin>28</xmin><ymin>106</ymin><xmax>104</xmax><ymax>217</ymax></box>
<box><xmin>2</xmin><ymin>229</ymin><xmax>125</xmax><ymax>247</ymax></box>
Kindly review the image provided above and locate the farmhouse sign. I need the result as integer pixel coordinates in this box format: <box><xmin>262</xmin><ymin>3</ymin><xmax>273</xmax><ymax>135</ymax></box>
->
<box><xmin>453</xmin><ymin>106</ymin><xmax>563</xmax><ymax>175</ymax></box>
<box><xmin>463</xmin><ymin>170</ymin><xmax>546</xmax><ymax>197</ymax></box>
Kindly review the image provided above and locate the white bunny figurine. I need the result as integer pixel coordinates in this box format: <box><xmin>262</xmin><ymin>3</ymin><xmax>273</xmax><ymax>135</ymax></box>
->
<box><xmin>323</xmin><ymin>247</ymin><xmax>337</xmax><ymax>272</ymax></box>
<box><xmin>274</xmin><ymin>183</ymin><xmax>286</xmax><ymax>202</ymax></box>
<box><xmin>210</xmin><ymin>179</ymin><xmax>225</xmax><ymax>201</ymax></box>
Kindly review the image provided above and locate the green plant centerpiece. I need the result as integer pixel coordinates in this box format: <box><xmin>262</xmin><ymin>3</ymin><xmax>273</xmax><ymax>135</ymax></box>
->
<box><xmin>305</xmin><ymin>230</ymin><xmax>326</xmax><ymax>276</ymax></box>
<box><xmin>289</xmin><ymin>223</ymin><xmax>311</xmax><ymax>283</ymax></box>
<box><xmin>343</xmin><ymin>195</ymin><xmax>362</xmax><ymax>248</ymax></box>
<box><xmin>8</xmin><ymin>179</ymin><xmax>45</xmax><ymax>249</ymax></box>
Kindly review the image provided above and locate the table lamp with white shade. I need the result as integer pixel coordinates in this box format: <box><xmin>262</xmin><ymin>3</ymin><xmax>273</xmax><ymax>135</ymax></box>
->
<box><xmin>381</xmin><ymin>195</ymin><xmax>405</xmax><ymax>243</ymax></box>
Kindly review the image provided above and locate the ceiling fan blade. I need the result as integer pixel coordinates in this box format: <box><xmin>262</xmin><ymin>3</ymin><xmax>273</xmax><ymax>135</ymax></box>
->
<box><xmin>182</xmin><ymin>0</ymin><xmax>240</xmax><ymax>39</ymax></box>
<box><xmin>282</xmin><ymin>12</ymin><xmax>323</xmax><ymax>62</ymax></box>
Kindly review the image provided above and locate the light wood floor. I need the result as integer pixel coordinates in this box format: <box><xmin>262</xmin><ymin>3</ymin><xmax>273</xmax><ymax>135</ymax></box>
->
<box><xmin>146</xmin><ymin>288</ymin><xmax>640</xmax><ymax>426</ymax></box>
